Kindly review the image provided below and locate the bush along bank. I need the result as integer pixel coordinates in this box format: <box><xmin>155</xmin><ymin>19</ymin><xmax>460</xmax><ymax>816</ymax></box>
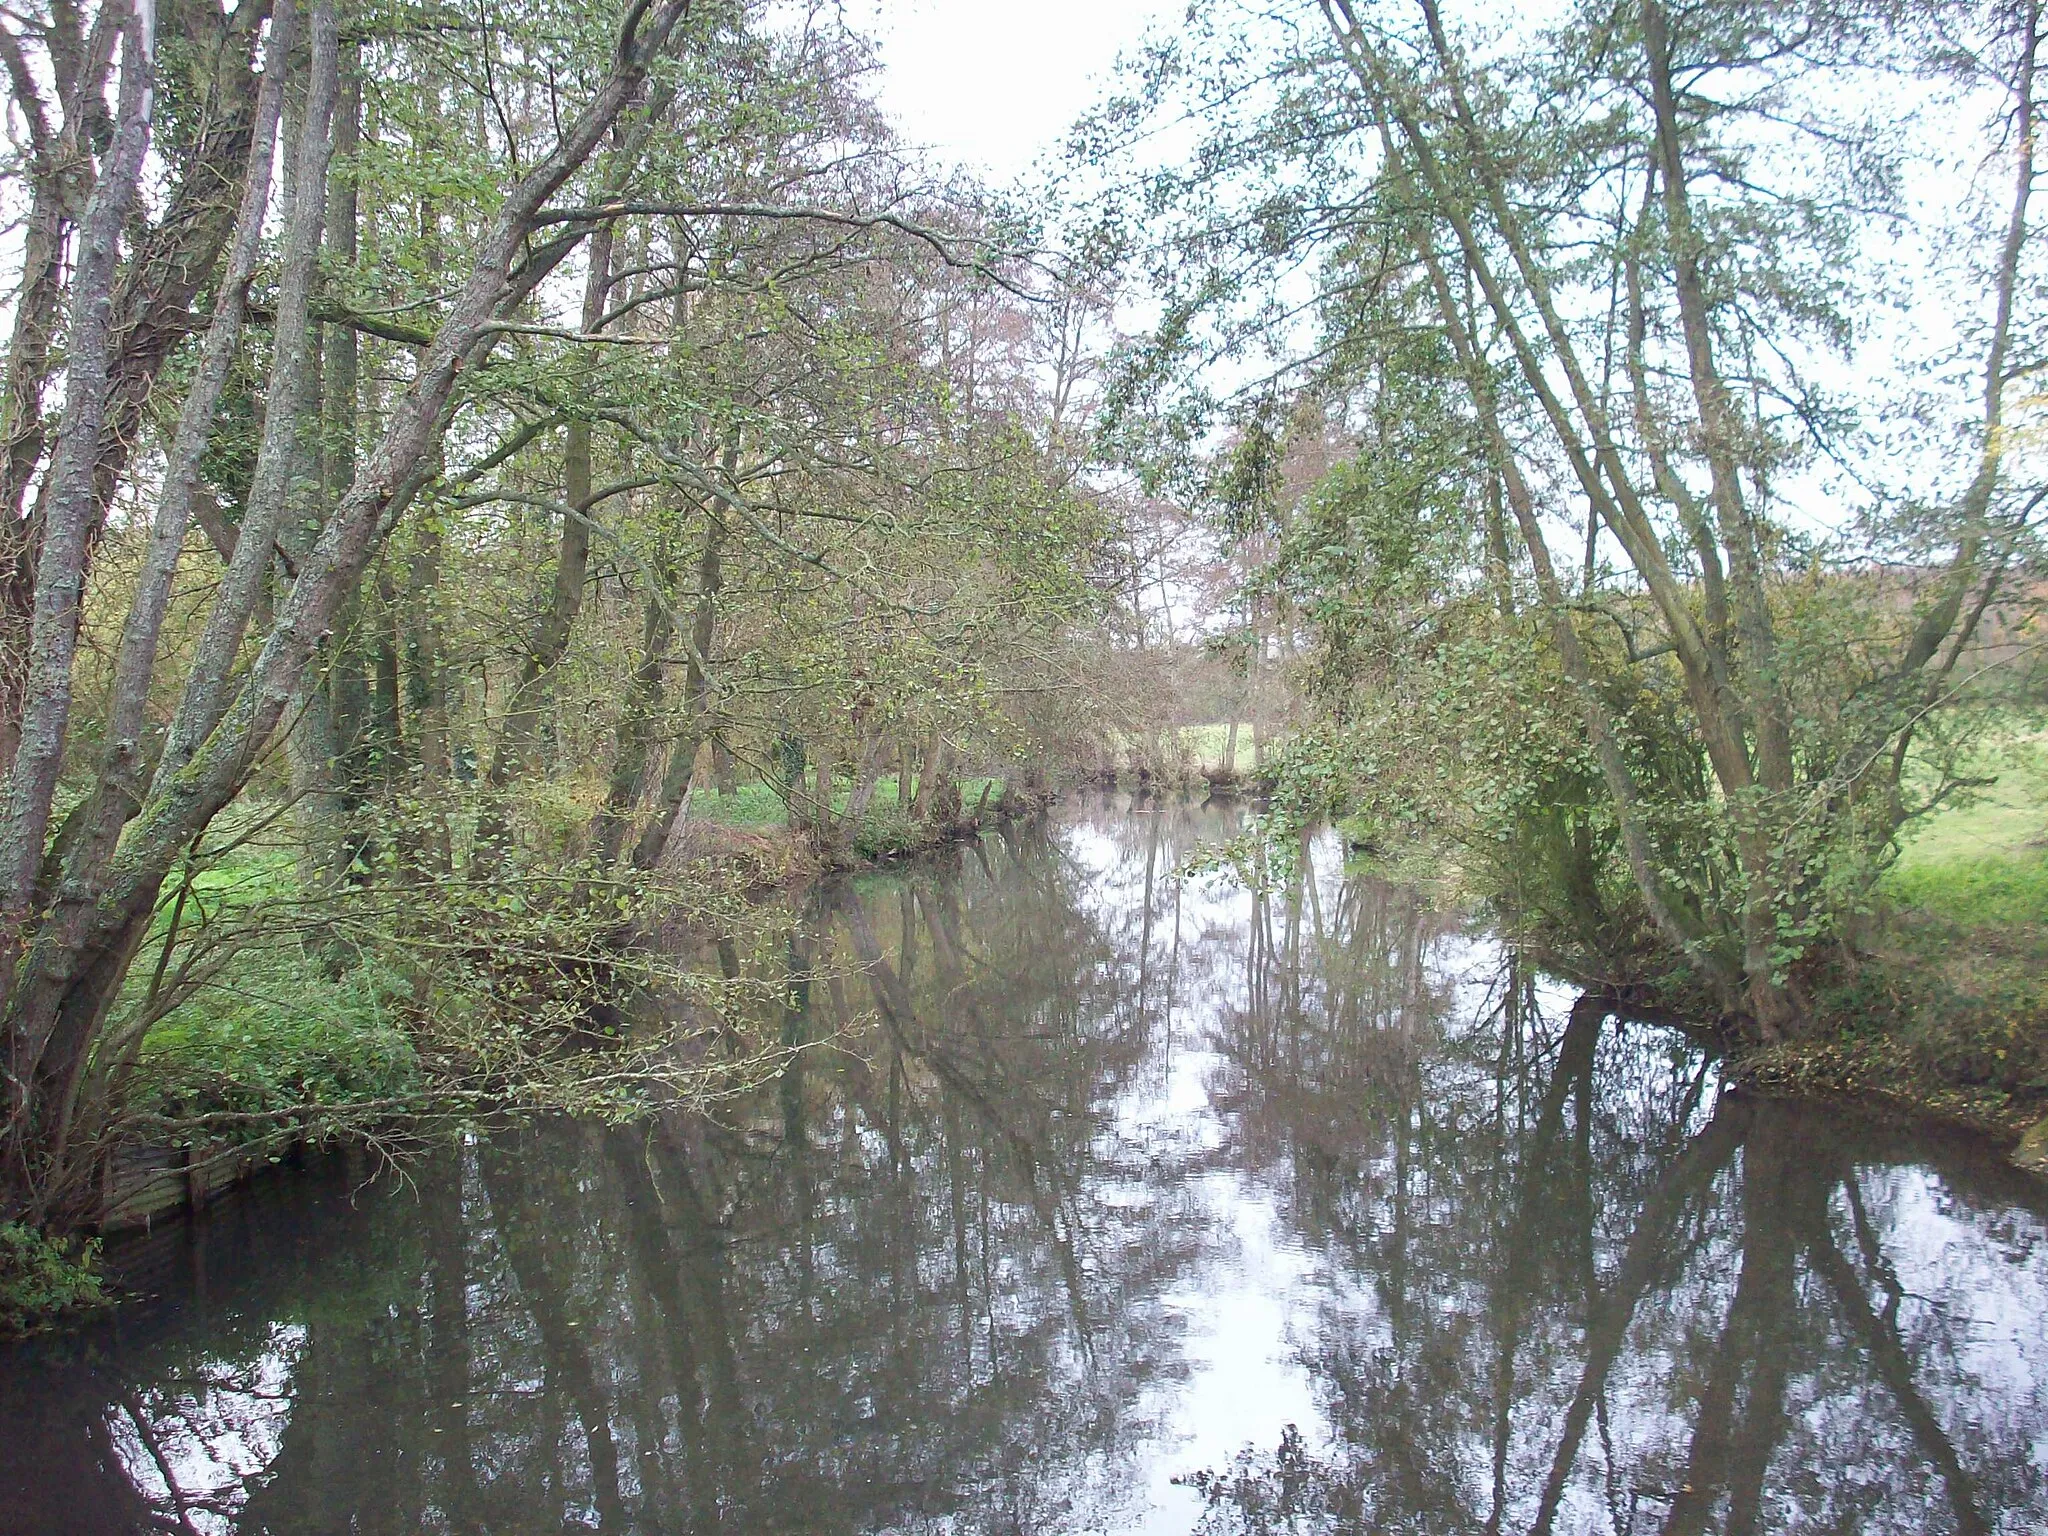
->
<box><xmin>0</xmin><ymin>774</ymin><xmax>1058</xmax><ymax>1333</ymax></box>
<box><xmin>0</xmin><ymin>1223</ymin><xmax>109</xmax><ymax>1336</ymax></box>
<box><xmin>1724</xmin><ymin>901</ymin><xmax>2048</xmax><ymax>1168</ymax></box>
<box><xmin>1325</xmin><ymin>786</ymin><xmax>2048</xmax><ymax>1176</ymax></box>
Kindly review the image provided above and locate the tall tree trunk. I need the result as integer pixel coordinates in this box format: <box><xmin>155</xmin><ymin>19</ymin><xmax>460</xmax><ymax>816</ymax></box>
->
<box><xmin>1</xmin><ymin>0</ymin><xmax>264</xmax><ymax>777</ymax></box>
<box><xmin>50</xmin><ymin>0</ymin><xmax>299</xmax><ymax>911</ymax></box>
<box><xmin>840</xmin><ymin>729</ymin><xmax>887</xmax><ymax>833</ymax></box>
<box><xmin>0</xmin><ymin>0</ymin><xmax>156</xmax><ymax>938</ymax></box>
<box><xmin>630</xmin><ymin>518</ymin><xmax>729</xmax><ymax>872</ymax></box>
<box><xmin>0</xmin><ymin>0</ymin><xmax>696</xmax><ymax>1227</ymax></box>
<box><xmin>1642</xmin><ymin>0</ymin><xmax>1794</xmax><ymax>803</ymax></box>
<box><xmin>0</xmin><ymin>183</ymin><xmax>75</xmax><ymax>777</ymax></box>
<box><xmin>401</xmin><ymin>515</ymin><xmax>454</xmax><ymax>874</ymax></box>
<box><xmin>485</xmin><ymin>224</ymin><xmax>616</xmax><ymax>791</ymax></box>
<box><xmin>1378</xmin><ymin>119</ymin><xmax>1742</xmax><ymax>1016</ymax></box>
<box><xmin>632</xmin><ymin>506</ymin><xmax>727</xmax><ymax>870</ymax></box>
<box><xmin>594</xmin><ymin>548</ymin><xmax>676</xmax><ymax>865</ymax></box>
<box><xmin>294</xmin><ymin>39</ymin><xmax>366</xmax><ymax>886</ymax></box>
<box><xmin>150</xmin><ymin>0</ymin><xmax>343</xmax><ymax>795</ymax></box>
<box><xmin>1326</xmin><ymin>0</ymin><xmax>1785</xmax><ymax>1028</ymax></box>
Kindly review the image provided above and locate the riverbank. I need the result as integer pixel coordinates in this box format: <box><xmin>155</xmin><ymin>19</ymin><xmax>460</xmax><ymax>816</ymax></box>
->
<box><xmin>3</xmin><ymin>786</ymin><xmax>1047</xmax><ymax>1334</ymax></box>
<box><xmin>25</xmin><ymin>782</ymin><xmax>1035</xmax><ymax>1241</ymax></box>
<box><xmin>729</xmin><ymin>764</ymin><xmax>2048</xmax><ymax>1175</ymax></box>
<box><xmin>11</xmin><ymin>790</ymin><xmax>2045</xmax><ymax>1534</ymax></box>
<box><xmin>1322</xmin><ymin>722</ymin><xmax>2048</xmax><ymax>1173</ymax></box>
<box><xmin>1738</xmin><ymin>728</ymin><xmax>2048</xmax><ymax>1169</ymax></box>
<box><xmin>1729</xmin><ymin>904</ymin><xmax>2048</xmax><ymax>1173</ymax></box>
<box><xmin>12</xmin><ymin>770</ymin><xmax>2042</xmax><ymax>1335</ymax></box>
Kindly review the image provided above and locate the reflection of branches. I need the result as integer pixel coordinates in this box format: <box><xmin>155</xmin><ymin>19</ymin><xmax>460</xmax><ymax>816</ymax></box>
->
<box><xmin>36</xmin><ymin>804</ymin><xmax>2048</xmax><ymax>1536</ymax></box>
<box><xmin>1530</xmin><ymin>1105</ymin><xmax>1746</xmax><ymax>1536</ymax></box>
<box><xmin>116</xmin><ymin>1395</ymin><xmax>206</xmax><ymax>1536</ymax></box>
<box><xmin>839</xmin><ymin>888</ymin><xmax>1095</xmax><ymax>1346</ymax></box>
<box><xmin>1664</xmin><ymin>1122</ymin><xmax>1804</xmax><ymax>1536</ymax></box>
<box><xmin>1483</xmin><ymin>994</ymin><xmax>1604</xmax><ymax>1535</ymax></box>
<box><xmin>1805</xmin><ymin>1206</ymin><xmax>1989</xmax><ymax>1536</ymax></box>
<box><xmin>604</xmin><ymin>1126</ymin><xmax>734</xmax><ymax>1526</ymax></box>
<box><xmin>476</xmin><ymin>1143</ymin><xmax>628</xmax><ymax>1530</ymax></box>
<box><xmin>420</xmin><ymin>1159</ymin><xmax>481</xmax><ymax>1536</ymax></box>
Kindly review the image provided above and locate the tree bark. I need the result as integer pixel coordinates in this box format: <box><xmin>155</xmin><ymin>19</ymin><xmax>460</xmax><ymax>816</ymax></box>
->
<box><xmin>3</xmin><ymin>0</ymin><xmax>271</xmax><ymax>776</ymax></box>
<box><xmin>486</xmin><ymin>223</ymin><xmax>616</xmax><ymax>789</ymax></box>
<box><xmin>633</xmin><ymin>505</ymin><xmax>727</xmax><ymax>869</ymax></box>
<box><xmin>151</xmin><ymin>0</ymin><xmax>343</xmax><ymax>795</ymax></box>
<box><xmin>0</xmin><ymin>0</ymin><xmax>156</xmax><ymax>931</ymax></box>
<box><xmin>54</xmin><ymin>0</ymin><xmax>299</xmax><ymax>905</ymax></box>
<box><xmin>1</xmin><ymin>0</ymin><xmax>697</xmax><ymax>1226</ymax></box>
<box><xmin>595</xmin><ymin>548</ymin><xmax>676</xmax><ymax>864</ymax></box>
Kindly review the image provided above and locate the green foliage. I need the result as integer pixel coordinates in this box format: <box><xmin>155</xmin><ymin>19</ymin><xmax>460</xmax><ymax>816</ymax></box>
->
<box><xmin>0</xmin><ymin>1223</ymin><xmax>108</xmax><ymax>1336</ymax></box>
<box><xmin>134</xmin><ymin>950</ymin><xmax>419</xmax><ymax>1131</ymax></box>
<box><xmin>851</xmin><ymin>805</ymin><xmax>927</xmax><ymax>860</ymax></box>
<box><xmin>693</xmin><ymin>782</ymin><xmax>792</xmax><ymax>828</ymax></box>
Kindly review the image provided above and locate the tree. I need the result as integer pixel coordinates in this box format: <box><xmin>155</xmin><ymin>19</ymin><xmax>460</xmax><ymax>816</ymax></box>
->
<box><xmin>0</xmin><ymin>0</ymin><xmax>701</xmax><ymax>1227</ymax></box>
<box><xmin>0</xmin><ymin>0</ymin><xmax>1136</xmax><ymax>1239</ymax></box>
<box><xmin>1085</xmin><ymin>0</ymin><xmax>2046</xmax><ymax>1037</ymax></box>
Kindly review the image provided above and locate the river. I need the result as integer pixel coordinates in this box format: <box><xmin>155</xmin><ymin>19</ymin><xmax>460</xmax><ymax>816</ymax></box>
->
<box><xmin>4</xmin><ymin>794</ymin><xmax>2045</xmax><ymax>1534</ymax></box>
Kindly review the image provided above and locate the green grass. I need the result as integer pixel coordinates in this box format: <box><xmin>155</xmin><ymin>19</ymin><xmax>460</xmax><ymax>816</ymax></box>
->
<box><xmin>120</xmin><ymin>770</ymin><xmax>1017</xmax><ymax>1145</ymax></box>
<box><xmin>690</xmin><ymin>780</ymin><xmax>789</xmax><ymax>828</ymax></box>
<box><xmin>135</xmin><ymin>947</ymin><xmax>418</xmax><ymax>1128</ymax></box>
<box><xmin>116</xmin><ymin>819</ymin><xmax>419</xmax><ymax>1133</ymax></box>
<box><xmin>1889</xmin><ymin>727</ymin><xmax>2048</xmax><ymax>928</ymax></box>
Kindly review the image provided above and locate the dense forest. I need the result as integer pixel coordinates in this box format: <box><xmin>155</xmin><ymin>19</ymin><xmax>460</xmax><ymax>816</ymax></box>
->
<box><xmin>0</xmin><ymin>0</ymin><xmax>2042</xmax><ymax>1303</ymax></box>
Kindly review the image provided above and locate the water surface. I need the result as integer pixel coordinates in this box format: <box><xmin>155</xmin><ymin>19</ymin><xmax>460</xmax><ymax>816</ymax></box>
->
<box><xmin>6</xmin><ymin>796</ymin><xmax>2046</xmax><ymax>1534</ymax></box>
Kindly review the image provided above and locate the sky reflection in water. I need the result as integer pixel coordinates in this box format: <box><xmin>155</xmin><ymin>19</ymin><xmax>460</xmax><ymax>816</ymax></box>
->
<box><xmin>5</xmin><ymin>794</ymin><xmax>2046</xmax><ymax>1534</ymax></box>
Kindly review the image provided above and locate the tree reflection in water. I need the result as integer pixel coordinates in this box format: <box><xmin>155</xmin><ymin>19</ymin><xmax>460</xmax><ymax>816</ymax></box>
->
<box><xmin>4</xmin><ymin>794</ymin><xmax>2044</xmax><ymax>1535</ymax></box>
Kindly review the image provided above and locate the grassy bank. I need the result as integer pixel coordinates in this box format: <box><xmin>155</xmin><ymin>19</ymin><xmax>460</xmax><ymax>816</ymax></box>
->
<box><xmin>1735</xmin><ymin>726</ymin><xmax>2048</xmax><ymax>1165</ymax></box>
<box><xmin>38</xmin><ymin>775</ymin><xmax>1020</xmax><ymax>1255</ymax></box>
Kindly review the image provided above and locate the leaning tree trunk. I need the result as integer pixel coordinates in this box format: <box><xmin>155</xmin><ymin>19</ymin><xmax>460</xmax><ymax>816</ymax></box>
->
<box><xmin>0</xmin><ymin>1</ymin><xmax>158</xmax><ymax>978</ymax></box>
<box><xmin>0</xmin><ymin>0</ymin><xmax>695</xmax><ymax>1228</ymax></box>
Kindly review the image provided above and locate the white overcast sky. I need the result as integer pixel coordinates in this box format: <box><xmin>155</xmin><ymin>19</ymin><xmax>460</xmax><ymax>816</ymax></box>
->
<box><xmin>850</xmin><ymin>0</ymin><xmax>1173</xmax><ymax>184</ymax></box>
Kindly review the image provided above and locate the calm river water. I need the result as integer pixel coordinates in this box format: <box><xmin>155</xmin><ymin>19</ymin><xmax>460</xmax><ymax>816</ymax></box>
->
<box><xmin>4</xmin><ymin>795</ymin><xmax>2046</xmax><ymax>1534</ymax></box>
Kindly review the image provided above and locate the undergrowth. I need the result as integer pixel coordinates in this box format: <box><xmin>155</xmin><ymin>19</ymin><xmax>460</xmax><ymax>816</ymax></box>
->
<box><xmin>134</xmin><ymin>947</ymin><xmax>420</xmax><ymax>1134</ymax></box>
<box><xmin>1740</xmin><ymin>743</ymin><xmax>2048</xmax><ymax>1145</ymax></box>
<box><xmin>0</xmin><ymin>1222</ymin><xmax>108</xmax><ymax>1337</ymax></box>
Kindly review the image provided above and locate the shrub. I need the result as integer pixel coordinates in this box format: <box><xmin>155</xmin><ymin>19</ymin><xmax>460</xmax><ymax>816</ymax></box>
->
<box><xmin>851</xmin><ymin>805</ymin><xmax>929</xmax><ymax>860</ymax></box>
<box><xmin>0</xmin><ymin>1222</ymin><xmax>107</xmax><ymax>1336</ymax></box>
<box><xmin>135</xmin><ymin>948</ymin><xmax>419</xmax><ymax>1131</ymax></box>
